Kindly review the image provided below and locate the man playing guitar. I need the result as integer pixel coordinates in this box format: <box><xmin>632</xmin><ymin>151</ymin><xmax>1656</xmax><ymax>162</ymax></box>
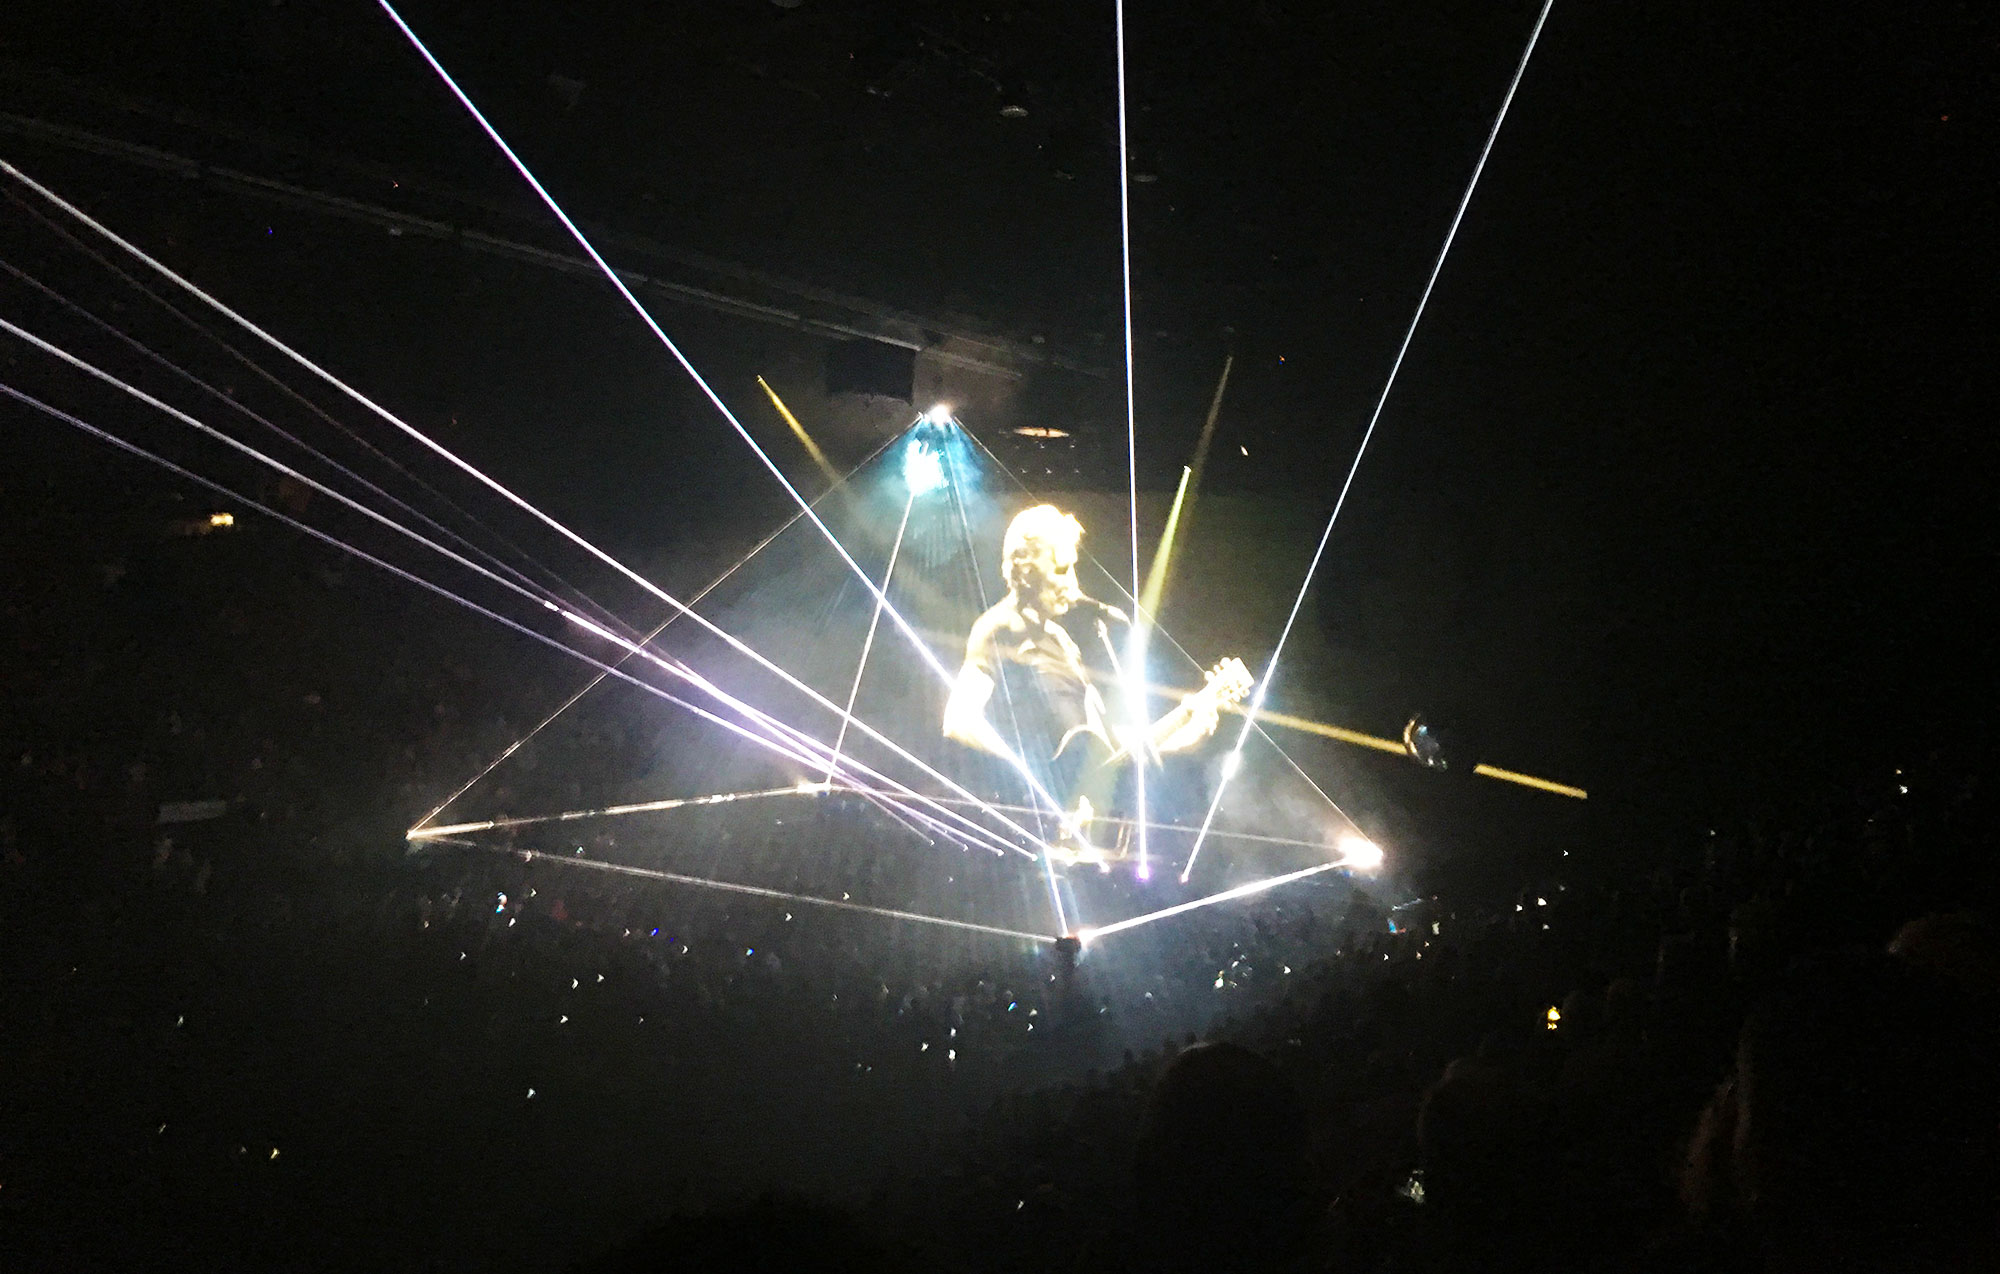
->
<box><xmin>943</xmin><ymin>503</ymin><xmax>1250</xmax><ymax>857</ymax></box>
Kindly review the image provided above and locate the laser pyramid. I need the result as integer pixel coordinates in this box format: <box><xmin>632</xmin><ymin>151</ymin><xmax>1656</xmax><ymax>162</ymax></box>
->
<box><xmin>409</xmin><ymin>419</ymin><xmax>1371</xmax><ymax>943</ymax></box>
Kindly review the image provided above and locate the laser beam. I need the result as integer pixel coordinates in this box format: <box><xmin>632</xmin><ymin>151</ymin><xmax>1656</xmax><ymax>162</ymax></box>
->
<box><xmin>957</xmin><ymin>421</ymin><xmax>1369</xmax><ymax>845</ymax></box>
<box><xmin>431</xmin><ymin>841</ymin><xmax>1053</xmax><ymax>944</ymax></box>
<box><xmin>1112</xmin><ymin>0</ymin><xmax>1152</xmax><ymax>879</ymax></box>
<box><xmin>372</xmin><ymin>8</ymin><xmax>1020</xmax><ymax>729</ymax></box>
<box><xmin>0</xmin><ymin>381</ymin><xmax>882</xmax><ymax>805</ymax></box>
<box><xmin>0</xmin><ymin>331</ymin><xmax>1024</xmax><ymax>860</ymax></box>
<box><xmin>408</xmin><ymin>785</ymin><xmax>812</xmax><ymax>840</ymax></box>
<box><xmin>0</xmin><ymin>162</ymin><xmax>1068</xmax><ymax>858</ymax></box>
<box><xmin>12</xmin><ymin>380</ymin><xmax>1010</xmax><ymax>863</ymax></box>
<box><xmin>1077</xmin><ymin>860</ymin><xmax>1350</xmax><ymax>944</ymax></box>
<box><xmin>0</xmin><ymin>254</ymin><xmax>601</xmax><ymax>628</ymax></box>
<box><xmin>414</xmin><ymin>433</ymin><xmax>900</xmax><ymax>831</ymax></box>
<box><xmin>1181</xmin><ymin>0</ymin><xmax>1557</xmax><ymax>884</ymax></box>
<box><xmin>0</xmin><ymin>191</ymin><xmax>594</xmax><ymax>622</ymax></box>
<box><xmin>941</xmin><ymin>441</ymin><xmax>1071</xmax><ymax>934</ymax></box>
<box><xmin>756</xmin><ymin>374</ymin><xmax>840</xmax><ymax>484</ymax></box>
<box><xmin>827</xmin><ymin>488</ymin><xmax>915</xmax><ymax>783</ymax></box>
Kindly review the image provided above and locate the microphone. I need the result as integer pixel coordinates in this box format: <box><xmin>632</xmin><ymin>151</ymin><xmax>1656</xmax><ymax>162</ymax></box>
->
<box><xmin>1068</xmin><ymin>594</ymin><xmax>1131</xmax><ymax>625</ymax></box>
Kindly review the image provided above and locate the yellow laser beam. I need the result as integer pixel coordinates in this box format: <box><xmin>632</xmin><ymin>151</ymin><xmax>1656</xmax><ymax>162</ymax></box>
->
<box><xmin>1136</xmin><ymin>464</ymin><xmax>1191</xmax><ymax>625</ymax></box>
<box><xmin>1471</xmin><ymin>763</ymin><xmax>1588</xmax><ymax>800</ymax></box>
<box><xmin>1217</xmin><ymin>702</ymin><xmax>1410</xmax><ymax>755</ymax></box>
<box><xmin>1135</xmin><ymin>356</ymin><xmax>1232</xmax><ymax>629</ymax></box>
<box><xmin>756</xmin><ymin>375</ymin><xmax>840</xmax><ymax>485</ymax></box>
<box><xmin>1186</xmin><ymin>354</ymin><xmax>1232</xmax><ymax>501</ymax></box>
<box><xmin>1207</xmin><ymin>700</ymin><xmax>1587</xmax><ymax>798</ymax></box>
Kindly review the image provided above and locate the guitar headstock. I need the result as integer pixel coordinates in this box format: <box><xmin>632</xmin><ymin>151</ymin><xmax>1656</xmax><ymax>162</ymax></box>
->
<box><xmin>1202</xmin><ymin>656</ymin><xmax>1254</xmax><ymax>707</ymax></box>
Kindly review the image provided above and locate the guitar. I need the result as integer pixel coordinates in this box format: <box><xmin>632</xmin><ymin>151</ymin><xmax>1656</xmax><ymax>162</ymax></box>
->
<box><xmin>1105</xmin><ymin>656</ymin><xmax>1254</xmax><ymax>766</ymax></box>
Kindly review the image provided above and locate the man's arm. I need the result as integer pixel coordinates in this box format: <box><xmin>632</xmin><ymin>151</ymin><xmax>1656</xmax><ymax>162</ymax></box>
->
<box><xmin>942</xmin><ymin>664</ymin><xmax>1015</xmax><ymax>758</ymax></box>
<box><xmin>1147</xmin><ymin>693</ymin><xmax>1223</xmax><ymax>755</ymax></box>
<box><xmin>942</xmin><ymin>612</ymin><xmax>1017</xmax><ymax>759</ymax></box>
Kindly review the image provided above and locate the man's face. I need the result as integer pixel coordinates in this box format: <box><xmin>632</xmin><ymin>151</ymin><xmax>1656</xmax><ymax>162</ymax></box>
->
<box><xmin>1031</xmin><ymin>542</ymin><xmax>1082</xmax><ymax>616</ymax></box>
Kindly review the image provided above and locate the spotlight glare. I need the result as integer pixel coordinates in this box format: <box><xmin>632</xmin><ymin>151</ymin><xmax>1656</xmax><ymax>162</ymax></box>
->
<box><xmin>902</xmin><ymin>439</ymin><xmax>946</xmax><ymax>496</ymax></box>
<box><xmin>1220</xmin><ymin>750</ymin><xmax>1243</xmax><ymax>780</ymax></box>
<box><xmin>924</xmin><ymin>403</ymin><xmax>953</xmax><ymax>426</ymax></box>
<box><xmin>1337</xmin><ymin>832</ymin><xmax>1384</xmax><ymax>873</ymax></box>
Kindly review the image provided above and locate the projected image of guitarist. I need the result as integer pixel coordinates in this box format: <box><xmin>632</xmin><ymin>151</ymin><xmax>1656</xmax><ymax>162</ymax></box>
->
<box><xmin>942</xmin><ymin>503</ymin><xmax>1250</xmax><ymax>857</ymax></box>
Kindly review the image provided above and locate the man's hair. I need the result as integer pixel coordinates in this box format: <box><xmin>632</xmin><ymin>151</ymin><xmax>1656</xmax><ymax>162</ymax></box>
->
<box><xmin>1001</xmin><ymin>504</ymin><xmax>1082</xmax><ymax>592</ymax></box>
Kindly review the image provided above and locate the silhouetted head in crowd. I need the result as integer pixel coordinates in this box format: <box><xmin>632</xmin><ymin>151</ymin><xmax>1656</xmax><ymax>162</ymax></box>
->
<box><xmin>1888</xmin><ymin>910</ymin><xmax>1998</xmax><ymax>995</ymax></box>
<box><xmin>1687</xmin><ymin>949</ymin><xmax>1999</xmax><ymax>1273</ymax></box>
<box><xmin>1417</xmin><ymin>1055</ymin><xmax>1548</xmax><ymax>1225</ymax></box>
<box><xmin>1134</xmin><ymin>1041</ymin><xmax>1310</xmax><ymax>1228</ymax></box>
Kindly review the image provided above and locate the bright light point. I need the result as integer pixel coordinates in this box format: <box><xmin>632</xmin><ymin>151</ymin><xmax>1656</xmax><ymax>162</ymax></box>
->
<box><xmin>924</xmin><ymin>403</ymin><xmax>952</xmax><ymax>425</ymax></box>
<box><xmin>1221</xmin><ymin>750</ymin><xmax>1244</xmax><ymax>779</ymax></box>
<box><xmin>1546</xmin><ymin>1005</ymin><xmax>1561</xmax><ymax>1030</ymax></box>
<box><xmin>1135</xmin><ymin>865</ymin><xmax>1151</xmax><ymax>881</ymax></box>
<box><xmin>902</xmin><ymin>439</ymin><xmax>946</xmax><ymax>495</ymax></box>
<box><xmin>794</xmin><ymin>780</ymin><xmax>829</xmax><ymax>794</ymax></box>
<box><xmin>207</xmin><ymin>511</ymin><xmax>234</xmax><ymax>527</ymax></box>
<box><xmin>1337</xmin><ymin>833</ymin><xmax>1384</xmax><ymax>873</ymax></box>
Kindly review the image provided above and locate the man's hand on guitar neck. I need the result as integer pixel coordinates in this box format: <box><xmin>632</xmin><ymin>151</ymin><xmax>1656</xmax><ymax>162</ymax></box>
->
<box><xmin>1111</xmin><ymin>657</ymin><xmax>1252</xmax><ymax>764</ymax></box>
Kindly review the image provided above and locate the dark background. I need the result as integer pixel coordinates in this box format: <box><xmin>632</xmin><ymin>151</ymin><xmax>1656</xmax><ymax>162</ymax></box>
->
<box><xmin>3</xmin><ymin>0</ymin><xmax>1995</xmax><ymax>867</ymax></box>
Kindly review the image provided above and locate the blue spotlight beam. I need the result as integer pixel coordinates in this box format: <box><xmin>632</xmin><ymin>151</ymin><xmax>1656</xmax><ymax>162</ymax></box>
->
<box><xmin>1180</xmin><ymin>0</ymin><xmax>1557</xmax><ymax>884</ymax></box>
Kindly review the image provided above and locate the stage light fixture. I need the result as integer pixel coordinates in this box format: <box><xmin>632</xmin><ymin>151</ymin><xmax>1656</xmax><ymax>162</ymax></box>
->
<box><xmin>1337</xmin><ymin>832</ymin><xmax>1384</xmax><ymax>873</ymax></box>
